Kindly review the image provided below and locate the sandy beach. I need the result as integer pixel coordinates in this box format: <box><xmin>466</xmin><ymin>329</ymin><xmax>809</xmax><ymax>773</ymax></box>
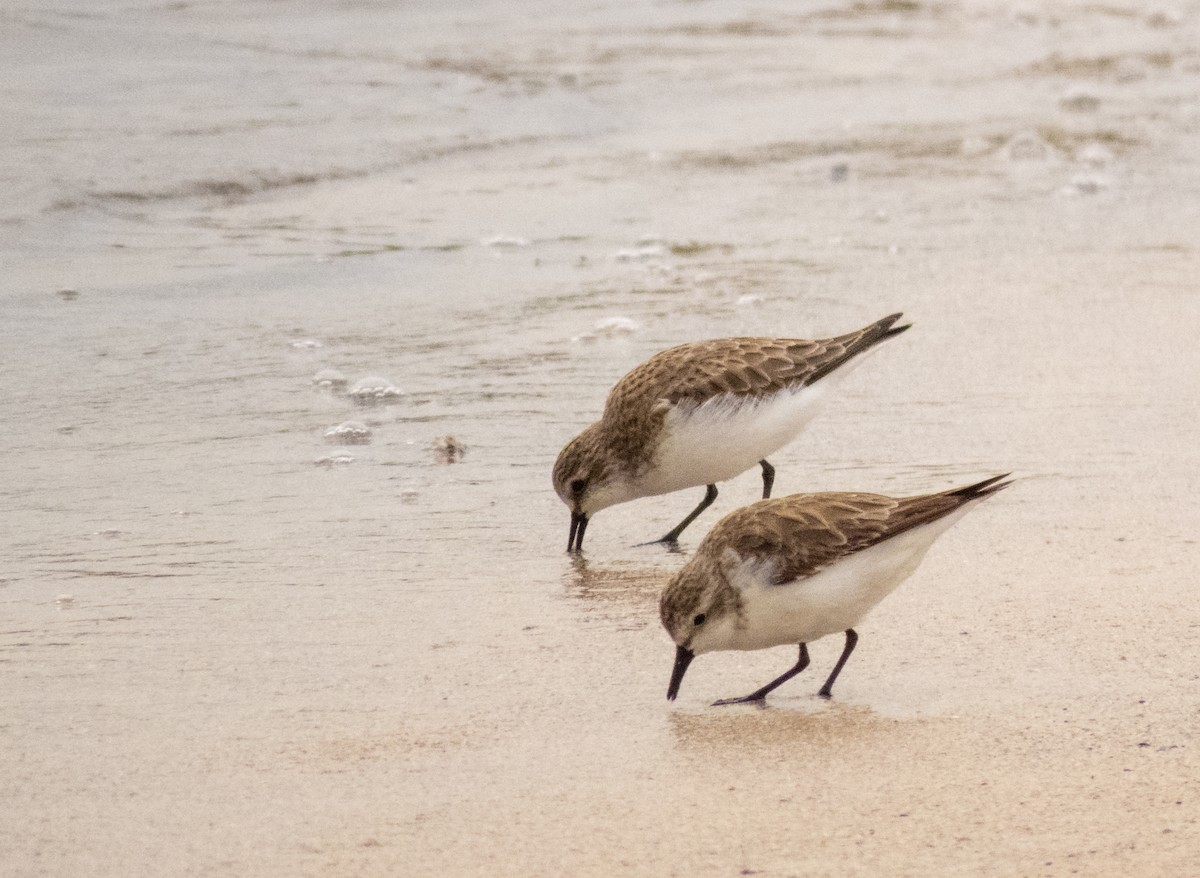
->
<box><xmin>3</xmin><ymin>1</ymin><xmax>1200</xmax><ymax>875</ymax></box>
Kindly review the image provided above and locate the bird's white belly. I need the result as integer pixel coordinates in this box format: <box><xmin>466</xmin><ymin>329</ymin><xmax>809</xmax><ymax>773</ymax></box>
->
<box><xmin>644</xmin><ymin>384</ymin><xmax>830</xmax><ymax>496</ymax></box>
<box><xmin>728</xmin><ymin>507</ymin><xmax>973</xmax><ymax>651</ymax></box>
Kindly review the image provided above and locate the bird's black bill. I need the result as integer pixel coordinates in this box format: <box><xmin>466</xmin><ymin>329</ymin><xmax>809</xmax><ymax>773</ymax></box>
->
<box><xmin>666</xmin><ymin>645</ymin><xmax>695</xmax><ymax>701</ymax></box>
<box><xmin>568</xmin><ymin>511</ymin><xmax>589</xmax><ymax>553</ymax></box>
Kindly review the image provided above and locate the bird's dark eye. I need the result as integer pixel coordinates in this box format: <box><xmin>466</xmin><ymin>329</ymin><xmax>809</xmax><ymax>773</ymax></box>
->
<box><xmin>570</xmin><ymin>478</ymin><xmax>586</xmax><ymax>496</ymax></box>
<box><xmin>693</xmin><ymin>613</ymin><xmax>706</xmax><ymax>626</ymax></box>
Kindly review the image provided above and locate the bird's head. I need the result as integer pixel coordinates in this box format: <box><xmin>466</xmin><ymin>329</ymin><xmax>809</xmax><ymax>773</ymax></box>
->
<box><xmin>659</xmin><ymin>553</ymin><xmax>740</xmax><ymax>700</ymax></box>
<box><xmin>552</xmin><ymin>424</ymin><xmax>636</xmax><ymax>551</ymax></box>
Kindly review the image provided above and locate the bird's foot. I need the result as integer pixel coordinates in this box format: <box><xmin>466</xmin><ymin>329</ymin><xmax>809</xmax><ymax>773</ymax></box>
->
<box><xmin>635</xmin><ymin>536</ymin><xmax>684</xmax><ymax>551</ymax></box>
<box><xmin>712</xmin><ymin>694</ymin><xmax>768</xmax><ymax>707</ymax></box>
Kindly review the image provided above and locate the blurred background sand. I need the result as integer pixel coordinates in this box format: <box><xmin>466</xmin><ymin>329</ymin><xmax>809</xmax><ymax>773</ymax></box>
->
<box><xmin>2</xmin><ymin>1</ymin><xmax>1199</xmax><ymax>874</ymax></box>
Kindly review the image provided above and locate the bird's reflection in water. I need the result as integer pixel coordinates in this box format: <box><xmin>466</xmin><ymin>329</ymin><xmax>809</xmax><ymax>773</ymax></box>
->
<box><xmin>667</xmin><ymin>701</ymin><xmax>922</xmax><ymax>757</ymax></box>
<box><xmin>563</xmin><ymin>553</ymin><xmax>666</xmax><ymax>605</ymax></box>
<box><xmin>560</xmin><ymin>552</ymin><xmax>682</xmax><ymax>629</ymax></box>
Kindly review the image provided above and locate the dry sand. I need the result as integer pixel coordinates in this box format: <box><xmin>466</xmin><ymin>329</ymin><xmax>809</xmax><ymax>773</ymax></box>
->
<box><xmin>2</xmin><ymin>1</ymin><xmax>1200</xmax><ymax>875</ymax></box>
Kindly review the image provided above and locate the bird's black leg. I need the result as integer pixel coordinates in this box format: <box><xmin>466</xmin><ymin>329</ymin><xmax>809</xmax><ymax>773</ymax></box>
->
<box><xmin>713</xmin><ymin>643</ymin><xmax>810</xmax><ymax>706</ymax></box>
<box><xmin>759</xmin><ymin>459</ymin><xmax>775</xmax><ymax>499</ymax></box>
<box><xmin>649</xmin><ymin>483</ymin><xmax>718</xmax><ymax>544</ymax></box>
<box><xmin>818</xmin><ymin>629</ymin><xmax>858</xmax><ymax>698</ymax></box>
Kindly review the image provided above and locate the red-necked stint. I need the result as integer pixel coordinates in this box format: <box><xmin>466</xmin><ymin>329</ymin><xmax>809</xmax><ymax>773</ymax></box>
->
<box><xmin>660</xmin><ymin>474</ymin><xmax>1012</xmax><ymax>705</ymax></box>
<box><xmin>553</xmin><ymin>313</ymin><xmax>911</xmax><ymax>552</ymax></box>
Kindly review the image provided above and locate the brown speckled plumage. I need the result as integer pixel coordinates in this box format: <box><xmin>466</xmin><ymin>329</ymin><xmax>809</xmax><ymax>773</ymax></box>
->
<box><xmin>616</xmin><ymin>328</ymin><xmax>892</xmax><ymax>408</ymax></box>
<box><xmin>660</xmin><ymin>476</ymin><xmax>1011</xmax><ymax>639</ymax></box>
<box><xmin>706</xmin><ymin>474</ymin><xmax>1009</xmax><ymax>584</ymax></box>
<box><xmin>599</xmin><ymin>315</ymin><xmax>907</xmax><ymax>470</ymax></box>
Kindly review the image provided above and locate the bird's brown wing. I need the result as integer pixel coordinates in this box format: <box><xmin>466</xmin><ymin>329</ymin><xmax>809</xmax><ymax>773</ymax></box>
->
<box><xmin>712</xmin><ymin>476</ymin><xmax>1009</xmax><ymax>585</ymax></box>
<box><xmin>603</xmin><ymin>313</ymin><xmax>908</xmax><ymax>419</ymax></box>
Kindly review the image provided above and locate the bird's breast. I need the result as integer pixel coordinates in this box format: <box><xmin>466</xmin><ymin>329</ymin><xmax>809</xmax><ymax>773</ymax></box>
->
<box><xmin>641</xmin><ymin>385</ymin><xmax>830</xmax><ymax>496</ymax></box>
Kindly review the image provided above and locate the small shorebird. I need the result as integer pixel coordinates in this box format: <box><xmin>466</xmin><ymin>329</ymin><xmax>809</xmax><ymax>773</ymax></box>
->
<box><xmin>660</xmin><ymin>474</ymin><xmax>1011</xmax><ymax>705</ymax></box>
<box><xmin>553</xmin><ymin>313</ymin><xmax>910</xmax><ymax>552</ymax></box>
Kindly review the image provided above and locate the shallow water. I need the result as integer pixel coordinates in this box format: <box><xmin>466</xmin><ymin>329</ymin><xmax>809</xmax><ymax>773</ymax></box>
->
<box><xmin>3</xmin><ymin>1</ymin><xmax>1200</xmax><ymax>875</ymax></box>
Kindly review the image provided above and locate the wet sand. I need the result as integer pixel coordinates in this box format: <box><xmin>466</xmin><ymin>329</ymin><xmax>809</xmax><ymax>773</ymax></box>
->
<box><xmin>3</xmin><ymin>1</ymin><xmax>1200</xmax><ymax>875</ymax></box>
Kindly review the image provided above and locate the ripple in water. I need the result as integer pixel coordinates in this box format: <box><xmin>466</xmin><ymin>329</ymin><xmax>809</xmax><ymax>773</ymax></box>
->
<box><xmin>348</xmin><ymin>375</ymin><xmax>403</xmax><ymax>405</ymax></box>
<box><xmin>482</xmin><ymin>234</ymin><xmax>530</xmax><ymax>249</ymax></box>
<box><xmin>324</xmin><ymin>421</ymin><xmax>372</xmax><ymax>444</ymax></box>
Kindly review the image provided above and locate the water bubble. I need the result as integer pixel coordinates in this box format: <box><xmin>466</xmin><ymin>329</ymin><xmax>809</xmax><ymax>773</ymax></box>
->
<box><xmin>573</xmin><ymin>316</ymin><xmax>641</xmax><ymax>343</ymax></box>
<box><xmin>593</xmin><ymin>316</ymin><xmax>640</xmax><ymax>335</ymax></box>
<box><xmin>348</xmin><ymin>375</ymin><xmax>403</xmax><ymax>405</ymax></box>
<box><xmin>55</xmin><ymin>595</ymin><xmax>75</xmax><ymax>609</ymax></box>
<box><xmin>1061</xmin><ymin>173</ymin><xmax>1109</xmax><ymax>196</ymax></box>
<box><xmin>312</xmin><ymin>368</ymin><xmax>348</xmax><ymax>390</ymax></box>
<box><xmin>736</xmin><ymin>294</ymin><xmax>764</xmax><ymax>307</ymax></box>
<box><xmin>614</xmin><ymin>241</ymin><xmax>667</xmax><ymax>262</ymax></box>
<box><xmin>1000</xmin><ymin>131</ymin><xmax>1059</xmax><ymax>162</ymax></box>
<box><xmin>324</xmin><ymin>421</ymin><xmax>372</xmax><ymax>445</ymax></box>
<box><xmin>289</xmin><ymin>338</ymin><xmax>323</xmax><ymax>350</ymax></box>
<box><xmin>314</xmin><ymin>453</ymin><xmax>355</xmax><ymax>467</ymax></box>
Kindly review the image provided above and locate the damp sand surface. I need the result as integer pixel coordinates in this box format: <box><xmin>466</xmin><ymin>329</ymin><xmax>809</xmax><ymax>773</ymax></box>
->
<box><xmin>3</xmin><ymin>1</ymin><xmax>1200</xmax><ymax>875</ymax></box>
